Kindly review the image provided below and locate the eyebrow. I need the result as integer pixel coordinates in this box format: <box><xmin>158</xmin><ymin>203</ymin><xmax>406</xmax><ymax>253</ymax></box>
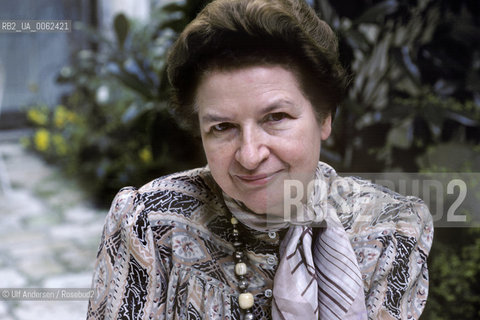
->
<box><xmin>201</xmin><ymin>114</ymin><xmax>232</xmax><ymax>124</ymax></box>
<box><xmin>261</xmin><ymin>100</ymin><xmax>296</xmax><ymax>114</ymax></box>
<box><xmin>200</xmin><ymin>99</ymin><xmax>297</xmax><ymax>124</ymax></box>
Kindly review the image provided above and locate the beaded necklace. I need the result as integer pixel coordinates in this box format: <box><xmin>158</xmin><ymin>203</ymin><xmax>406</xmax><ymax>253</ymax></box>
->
<box><xmin>230</xmin><ymin>216</ymin><xmax>255</xmax><ymax>320</ymax></box>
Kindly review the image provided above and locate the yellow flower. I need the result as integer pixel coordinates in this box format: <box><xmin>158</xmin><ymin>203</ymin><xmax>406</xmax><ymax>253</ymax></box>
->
<box><xmin>54</xmin><ymin>105</ymin><xmax>77</xmax><ymax>128</ymax></box>
<box><xmin>66</xmin><ymin>110</ymin><xmax>77</xmax><ymax>123</ymax></box>
<box><xmin>54</xmin><ymin>106</ymin><xmax>66</xmax><ymax>128</ymax></box>
<box><xmin>34</xmin><ymin>129</ymin><xmax>50</xmax><ymax>152</ymax></box>
<box><xmin>139</xmin><ymin>147</ymin><xmax>153</xmax><ymax>164</ymax></box>
<box><xmin>27</xmin><ymin>108</ymin><xmax>49</xmax><ymax>126</ymax></box>
<box><xmin>52</xmin><ymin>134</ymin><xmax>68</xmax><ymax>155</ymax></box>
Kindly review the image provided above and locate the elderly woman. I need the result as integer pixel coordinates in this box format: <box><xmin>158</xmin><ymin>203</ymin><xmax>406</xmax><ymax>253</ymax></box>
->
<box><xmin>87</xmin><ymin>0</ymin><xmax>433</xmax><ymax>319</ymax></box>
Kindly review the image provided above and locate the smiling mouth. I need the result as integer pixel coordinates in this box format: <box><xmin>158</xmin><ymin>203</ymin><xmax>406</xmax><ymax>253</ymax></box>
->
<box><xmin>234</xmin><ymin>170</ymin><xmax>283</xmax><ymax>186</ymax></box>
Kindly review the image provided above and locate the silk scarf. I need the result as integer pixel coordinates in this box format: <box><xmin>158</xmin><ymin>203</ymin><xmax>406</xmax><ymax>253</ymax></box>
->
<box><xmin>223</xmin><ymin>162</ymin><xmax>368</xmax><ymax>319</ymax></box>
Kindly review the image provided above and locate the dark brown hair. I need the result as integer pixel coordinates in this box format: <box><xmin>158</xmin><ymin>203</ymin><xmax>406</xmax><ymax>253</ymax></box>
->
<box><xmin>167</xmin><ymin>0</ymin><xmax>347</xmax><ymax>133</ymax></box>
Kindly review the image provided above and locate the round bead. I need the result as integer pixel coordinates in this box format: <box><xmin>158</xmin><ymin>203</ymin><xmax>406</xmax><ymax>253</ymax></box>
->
<box><xmin>234</xmin><ymin>251</ymin><xmax>244</xmax><ymax>260</ymax></box>
<box><xmin>238</xmin><ymin>279</ymin><xmax>249</xmax><ymax>291</ymax></box>
<box><xmin>238</xmin><ymin>292</ymin><xmax>254</xmax><ymax>309</ymax></box>
<box><xmin>231</xmin><ymin>217</ymin><xmax>239</xmax><ymax>225</ymax></box>
<box><xmin>268</xmin><ymin>231</ymin><xmax>277</xmax><ymax>239</ymax></box>
<box><xmin>235</xmin><ymin>262</ymin><xmax>247</xmax><ymax>276</ymax></box>
<box><xmin>232</xmin><ymin>229</ymin><xmax>239</xmax><ymax>237</ymax></box>
<box><xmin>264</xmin><ymin>289</ymin><xmax>273</xmax><ymax>298</ymax></box>
<box><xmin>244</xmin><ymin>312</ymin><xmax>254</xmax><ymax>320</ymax></box>
<box><xmin>267</xmin><ymin>256</ymin><xmax>277</xmax><ymax>265</ymax></box>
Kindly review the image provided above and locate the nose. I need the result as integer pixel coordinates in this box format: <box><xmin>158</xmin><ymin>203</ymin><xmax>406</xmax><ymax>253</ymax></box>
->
<box><xmin>234</xmin><ymin>125</ymin><xmax>270</xmax><ymax>170</ymax></box>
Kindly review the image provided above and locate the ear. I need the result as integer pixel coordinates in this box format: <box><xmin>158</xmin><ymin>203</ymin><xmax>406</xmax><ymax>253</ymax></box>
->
<box><xmin>320</xmin><ymin>114</ymin><xmax>332</xmax><ymax>140</ymax></box>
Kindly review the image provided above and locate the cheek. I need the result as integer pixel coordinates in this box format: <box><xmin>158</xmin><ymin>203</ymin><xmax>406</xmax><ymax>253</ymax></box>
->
<box><xmin>288</xmin><ymin>124</ymin><xmax>322</xmax><ymax>165</ymax></box>
<box><xmin>203</xmin><ymin>141</ymin><xmax>233</xmax><ymax>176</ymax></box>
<box><xmin>291</xmin><ymin>143</ymin><xmax>320</xmax><ymax>170</ymax></box>
<box><xmin>272</xmin><ymin>140</ymin><xmax>316</xmax><ymax>180</ymax></box>
<box><xmin>204</xmin><ymin>151</ymin><xmax>229</xmax><ymax>192</ymax></box>
<box><xmin>305</xmin><ymin>122</ymin><xmax>323</xmax><ymax>156</ymax></box>
<box><xmin>202</xmin><ymin>138</ymin><xmax>219</xmax><ymax>161</ymax></box>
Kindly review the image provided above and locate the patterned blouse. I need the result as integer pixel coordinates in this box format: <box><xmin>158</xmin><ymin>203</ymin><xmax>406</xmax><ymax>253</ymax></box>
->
<box><xmin>87</xmin><ymin>163</ymin><xmax>433</xmax><ymax>320</ymax></box>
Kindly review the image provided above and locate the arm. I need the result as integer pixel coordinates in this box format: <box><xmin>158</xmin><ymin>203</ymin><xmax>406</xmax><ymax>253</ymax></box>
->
<box><xmin>87</xmin><ymin>187</ymin><xmax>163</xmax><ymax>320</ymax></box>
<box><xmin>364</xmin><ymin>201</ymin><xmax>434</xmax><ymax>320</ymax></box>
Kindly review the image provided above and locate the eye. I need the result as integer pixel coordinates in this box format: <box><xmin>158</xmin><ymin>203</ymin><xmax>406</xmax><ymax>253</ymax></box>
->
<box><xmin>211</xmin><ymin>122</ymin><xmax>234</xmax><ymax>133</ymax></box>
<box><xmin>265</xmin><ymin>112</ymin><xmax>290</xmax><ymax>122</ymax></box>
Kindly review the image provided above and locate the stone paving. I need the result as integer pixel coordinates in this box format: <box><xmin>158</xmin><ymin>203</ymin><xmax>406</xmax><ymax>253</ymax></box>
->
<box><xmin>0</xmin><ymin>131</ymin><xmax>106</xmax><ymax>319</ymax></box>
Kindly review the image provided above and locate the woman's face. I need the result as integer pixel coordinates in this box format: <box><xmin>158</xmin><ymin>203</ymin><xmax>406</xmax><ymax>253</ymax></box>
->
<box><xmin>196</xmin><ymin>65</ymin><xmax>331</xmax><ymax>216</ymax></box>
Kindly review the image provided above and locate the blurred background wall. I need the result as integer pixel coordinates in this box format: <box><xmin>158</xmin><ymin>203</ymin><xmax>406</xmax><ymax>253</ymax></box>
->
<box><xmin>0</xmin><ymin>0</ymin><xmax>154</xmax><ymax>129</ymax></box>
<box><xmin>0</xmin><ymin>0</ymin><xmax>92</xmax><ymax>128</ymax></box>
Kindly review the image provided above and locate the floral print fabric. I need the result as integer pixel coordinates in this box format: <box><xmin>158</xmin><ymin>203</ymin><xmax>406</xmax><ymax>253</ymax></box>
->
<box><xmin>87</xmin><ymin>163</ymin><xmax>433</xmax><ymax>319</ymax></box>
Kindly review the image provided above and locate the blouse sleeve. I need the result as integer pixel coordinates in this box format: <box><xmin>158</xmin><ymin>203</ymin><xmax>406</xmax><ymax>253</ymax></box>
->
<box><xmin>87</xmin><ymin>187</ymin><xmax>165</xmax><ymax>320</ymax></box>
<box><xmin>361</xmin><ymin>200</ymin><xmax>434</xmax><ymax>320</ymax></box>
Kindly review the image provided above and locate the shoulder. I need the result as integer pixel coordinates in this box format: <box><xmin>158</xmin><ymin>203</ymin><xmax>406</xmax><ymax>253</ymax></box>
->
<box><xmin>320</xmin><ymin>163</ymin><xmax>433</xmax><ymax>242</ymax></box>
<box><xmin>139</xmin><ymin>166</ymin><xmax>216</xmax><ymax>195</ymax></box>
<box><xmin>135</xmin><ymin>166</ymin><xmax>224</xmax><ymax>220</ymax></box>
<box><xmin>104</xmin><ymin>167</ymin><xmax>224</xmax><ymax>229</ymax></box>
<box><xmin>103</xmin><ymin>186</ymin><xmax>138</xmax><ymax>236</ymax></box>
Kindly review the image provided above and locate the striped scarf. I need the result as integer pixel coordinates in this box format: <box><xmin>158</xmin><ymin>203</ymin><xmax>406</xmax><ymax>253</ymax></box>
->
<box><xmin>223</xmin><ymin>163</ymin><xmax>367</xmax><ymax>319</ymax></box>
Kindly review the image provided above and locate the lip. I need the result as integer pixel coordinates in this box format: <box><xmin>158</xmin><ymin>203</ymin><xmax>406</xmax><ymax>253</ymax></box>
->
<box><xmin>234</xmin><ymin>170</ymin><xmax>283</xmax><ymax>187</ymax></box>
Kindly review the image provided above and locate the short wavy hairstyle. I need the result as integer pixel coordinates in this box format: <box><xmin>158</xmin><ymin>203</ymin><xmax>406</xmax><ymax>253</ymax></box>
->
<box><xmin>167</xmin><ymin>0</ymin><xmax>347</xmax><ymax>133</ymax></box>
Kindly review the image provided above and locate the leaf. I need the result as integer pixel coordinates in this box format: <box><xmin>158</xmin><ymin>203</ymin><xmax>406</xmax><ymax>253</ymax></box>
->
<box><xmin>445</xmin><ymin>111</ymin><xmax>479</xmax><ymax>127</ymax></box>
<box><xmin>122</xmin><ymin>104</ymin><xmax>141</xmax><ymax>124</ymax></box>
<box><xmin>417</xmin><ymin>142</ymin><xmax>480</xmax><ymax>171</ymax></box>
<box><xmin>386</xmin><ymin>118</ymin><xmax>413</xmax><ymax>149</ymax></box>
<box><xmin>343</xmin><ymin>29</ymin><xmax>371</xmax><ymax>52</ymax></box>
<box><xmin>433</xmin><ymin>79</ymin><xmax>457</xmax><ymax>96</ymax></box>
<box><xmin>354</xmin><ymin>0</ymin><xmax>399</xmax><ymax>25</ymax></box>
<box><xmin>160</xmin><ymin>18</ymin><xmax>190</xmax><ymax>33</ymax></box>
<box><xmin>368</xmin><ymin>35</ymin><xmax>390</xmax><ymax>77</ymax></box>
<box><xmin>160</xmin><ymin>3</ymin><xmax>186</xmax><ymax>14</ymax></box>
<box><xmin>109</xmin><ymin>66</ymin><xmax>155</xmax><ymax>99</ymax></box>
<box><xmin>315</xmin><ymin>0</ymin><xmax>340</xmax><ymax>28</ymax></box>
<box><xmin>114</xmin><ymin>13</ymin><xmax>129</xmax><ymax>48</ymax></box>
<box><xmin>354</xmin><ymin>35</ymin><xmax>390</xmax><ymax>107</ymax></box>
<box><xmin>392</xmin><ymin>46</ymin><xmax>421</xmax><ymax>84</ymax></box>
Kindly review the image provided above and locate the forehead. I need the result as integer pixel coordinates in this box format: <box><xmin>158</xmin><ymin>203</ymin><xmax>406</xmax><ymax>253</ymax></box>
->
<box><xmin>195</xmin><ymin>64</ymin><xmax>304</xmax><ymax>106</ymax></box>
<box><xmin>199</xmin><ymin>60</ymin><xmax>302</xmax><ymax>84</ymax></box>
<box><xmin>195</xmin><ymin>65</ymin><xmax>318</xmax><ymax>130</ymax></box>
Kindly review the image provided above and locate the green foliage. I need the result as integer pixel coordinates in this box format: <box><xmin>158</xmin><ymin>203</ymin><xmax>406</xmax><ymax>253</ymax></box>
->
<box><xmin>25</xmin><ymin>1</ymin><xmax>206</xmax><ymax>206</ymax></box>
<box><xmin>312</xmin><ymin>0</ymin><xmax>480</xmax><ymax>318</ymax></box>
<box><xmin>114</xmin><ymin>14</ymin><xmax>129</xmax><ymax>48</ymax></box>
<box><xmin>315</xmin><ymin>0</ymin><xmax>480</xmax><ymax>173</ymax></box>
<box><xmin>23</xmin><ymin>104</ymin><xmax>80</xmax><ymax>158</ymax></box>
<box><xmin>424</xmin><ymin>228</ymin><xmax>480</xmax><ymax>319</ymax></box>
